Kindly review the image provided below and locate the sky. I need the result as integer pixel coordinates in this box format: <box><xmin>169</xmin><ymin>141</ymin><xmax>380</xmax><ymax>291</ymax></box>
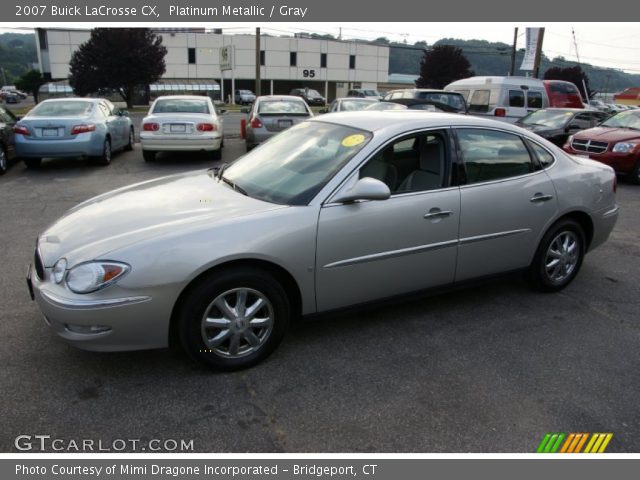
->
<box><xmin>1</xmin><ymin>22</ymin><xmax>639</xmax><ymax>74</ymax></box>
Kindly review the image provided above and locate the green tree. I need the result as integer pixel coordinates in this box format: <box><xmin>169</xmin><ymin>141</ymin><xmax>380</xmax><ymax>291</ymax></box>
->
<box><xmin>68</xmin><ymin>28</ymin><xmax>167</xmax><ymax>107</ymax></box>
<box><xmin>15</xmin><ymin>69</ymin><xmax>45</xmax><ymax>103</ymax></box>
<box><xmin>416</xmin><ymin>45</ymin><xmax>474</xmax><ymax>89</ymax></box>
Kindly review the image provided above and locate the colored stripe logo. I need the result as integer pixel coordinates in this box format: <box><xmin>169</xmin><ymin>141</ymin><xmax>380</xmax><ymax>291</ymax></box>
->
<box><xmin>537</xmin><ymin>433</ymin><xmax>613</xmax><ymax>453</ymax></box>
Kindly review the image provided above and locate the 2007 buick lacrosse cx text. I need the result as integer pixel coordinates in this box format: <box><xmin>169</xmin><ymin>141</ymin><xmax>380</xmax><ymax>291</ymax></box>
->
<box><xmin>26</xmin><ymin>112</ymin><xmax>619</xmax><ymax>370</ymax></box>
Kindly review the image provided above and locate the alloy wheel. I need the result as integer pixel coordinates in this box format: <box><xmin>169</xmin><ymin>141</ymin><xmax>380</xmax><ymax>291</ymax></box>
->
<box><xmin>200</xmin><ymin>287</ymin><xmax>274</xmax><ymax>358</ymax></box>
<box><xmin>544</xmin><ymin>231</ymin><xmax>580</xmax><ymax>284</ymax></box>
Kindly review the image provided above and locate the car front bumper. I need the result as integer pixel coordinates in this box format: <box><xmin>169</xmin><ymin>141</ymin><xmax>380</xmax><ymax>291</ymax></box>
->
<box><xmin>27</xmin><ymin>263</ymin><xmax>172</xmax><ymax>352</ymax></box>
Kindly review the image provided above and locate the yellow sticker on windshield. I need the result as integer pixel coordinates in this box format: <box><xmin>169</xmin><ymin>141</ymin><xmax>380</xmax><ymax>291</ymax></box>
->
<box><xmin>341</xmin><ymin>134</ymin><xmax>366</xmax><ymax>147</ymax></box>
<box><xmin>565</xmin><ymin>112</ymin><xmax>573</xmax><ymax>116</ymax></box>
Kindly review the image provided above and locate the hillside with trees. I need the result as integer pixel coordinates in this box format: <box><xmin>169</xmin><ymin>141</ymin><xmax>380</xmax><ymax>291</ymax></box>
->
<box><xmin>0</xmin><ymin>32</ymin><xmax>38</xmax><ymax>83</ymax></box>
<box><xmin>387</xmin><ymin>37</ymin><xmax>640</xmax><ymax>94</ymax></box>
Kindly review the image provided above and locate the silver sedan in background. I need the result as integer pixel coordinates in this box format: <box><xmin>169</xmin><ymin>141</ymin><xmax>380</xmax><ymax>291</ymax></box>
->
<box><xmin>243</xmin><ymin>95</ymin><xmax>313</xmax><ymax>151</ymax></box>
<box><xmin>14</xmin><ymin>98</ymin><xmax>134</xmax><ymax>168</ymax></box>
<box><xmin>321</xmin><ymin>97</ymin><xmax>378</xmax><ymax>113</ymax></box>
<box><xmin>27</xmin><ymin>112</ymin><xmax>618</xmax><ymax>370</ymax></box>
<box><xmin>140</xmin><ymin>95</ymin><xmax>224</xmax><ymax>161</ymax></box>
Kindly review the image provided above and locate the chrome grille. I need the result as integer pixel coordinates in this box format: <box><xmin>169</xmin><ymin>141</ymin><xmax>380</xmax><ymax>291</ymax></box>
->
<box><xmin>571</xmin><ymin>139</ymin><xmax>609</xmax><ymax>154</ymax></box>
<box><xmin>34</xmin><ymin>249</ymin><xmax>44</xmax><ymax>280</ymax></box>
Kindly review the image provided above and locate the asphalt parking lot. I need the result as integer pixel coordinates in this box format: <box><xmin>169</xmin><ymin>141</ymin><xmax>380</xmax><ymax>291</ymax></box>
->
<box><xmin>1</xmin><ymin>140</ymin><xmax>639</xmax><ymax>453</ymax></box>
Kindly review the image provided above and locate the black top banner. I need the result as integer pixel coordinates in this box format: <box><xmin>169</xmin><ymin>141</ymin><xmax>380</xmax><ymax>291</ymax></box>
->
<box><xmin>5</xmin><ymin>0</ymin><xmax>640</xmax><ymax>21</ymax></box>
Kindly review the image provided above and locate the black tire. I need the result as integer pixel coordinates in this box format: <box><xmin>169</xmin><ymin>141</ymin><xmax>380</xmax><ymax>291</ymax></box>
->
<box><xmin>0</xmin><ymin>144</ymin><xmax>7</xmax><ymax>175</ymax></box>
<box><xmin>95</xmin><ymin>138</ymin><xmax>111</xmax><ymax>166</ymax></box>
<box><xmin>178</xmin><ymin>267</ymin><xmax>291</xmax><ymax>371</ymax></box>
<box><xmin>210</xmin><ymin>148</ymin><xmax>222</xmax><ymax>160</ymax></box>
<box><xmin>245</xmin><ymin>143</ymin><xmax>254</xmax><ymax>152</ymax></box>
<box><xmin>143</xmin><ymin>150</ymin><xmax>156</xmax><ymax>162</ymax></box>
<box><xmin>125</xmin><ymin>127</ymin><xmax>134</xmax><ymax>151</ymax></box>
<box><xmin>24</xmin><ymin>158</ymin><xmax>42</xmax><ymax>169</ymax></box>
<box><xmin>528</xmin><ymin>219</ymin><xmax>585</xmax><ymax>292</ymax></box>
<box><xmin>630</xmin><ymin>160</ymin><xmax>640</xmax><ymax>185</ymax></box>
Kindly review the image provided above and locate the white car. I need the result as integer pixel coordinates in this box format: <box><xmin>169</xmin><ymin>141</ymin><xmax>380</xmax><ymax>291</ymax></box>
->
<box><xmin>140</xmin><ymin>95</ymin><xmax>224</xmax><ymax>161</ymax></box>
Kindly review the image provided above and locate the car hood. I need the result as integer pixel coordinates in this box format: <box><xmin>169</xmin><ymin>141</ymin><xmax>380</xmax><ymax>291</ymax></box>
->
<box><xmin>572</xmin><ymin>126</ymin><xmax>640</xmax><ymax>142</ymax></box>
<box><xmin>37</xmin><ymin>170</ymin><xmax>286</xmax><ymax>266</ymax></box>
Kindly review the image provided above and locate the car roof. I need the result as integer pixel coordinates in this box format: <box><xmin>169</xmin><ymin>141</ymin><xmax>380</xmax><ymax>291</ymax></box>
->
<box><xmin>309</xmin><ymin>110</ymin><xmax>528</xmax><ymax>135</ymax></box>
<box><xmin>154</xmin><ymin>95</ymin><xmax>210</xmax><ymax>100</ymax></box>
<box><xmin>257</xmin><ymin>95</ymin><xmax>307</xmax><ymax>101</ymax></box>
<box><xmin>40</xmin><ymin>97</ymin><xmax>102</xmax><ymax>103</ymax></box>
<box><xmin>336</xmin><ymin>97</ymin><xmax>377</xmax><ymax>101</ymax></box>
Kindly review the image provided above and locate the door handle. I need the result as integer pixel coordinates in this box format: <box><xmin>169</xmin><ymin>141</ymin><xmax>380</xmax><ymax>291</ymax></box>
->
<box><xmin>530</xmin><ymin>193</ymin><xmax>554</xmax><ymax>203</ymax></box>
<box><xmin>424</xmin><ymin>209</ymin><xmax>453</xmax><ymax>219</ymax></box>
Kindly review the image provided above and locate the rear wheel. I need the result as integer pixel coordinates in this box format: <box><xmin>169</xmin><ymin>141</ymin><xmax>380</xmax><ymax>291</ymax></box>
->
<box><xmin>24</xmin><ymin>158</ymin><xmax>42</xmax><ymax>169</ymax></box>
<box><xmin>143</xmin><ymin>150</ymin><xmax>156</xmax><ymax>162</ymax></box>
<box><xmin>0</xmin><ymin>145</ymin><xmax>7</xmax><ymax>175</ymax></box>
<box><xmin>125</xmin><ymin>128</ymin><xmax>134</xmax><ymax>151</ymax></box>
<box><xmin>529</xmin><ymin>219</ymin><xmax>585</xmax><ymax>292</ymax></box>
<box><xmin>178</xmin><ymin>267</ymin><xmax>291</xmax><ymax>370</ymax></box>
<box><xmin>95</xmin><ymin>138</ymin><xmax>111</xmax><ymax>166</ymax></box>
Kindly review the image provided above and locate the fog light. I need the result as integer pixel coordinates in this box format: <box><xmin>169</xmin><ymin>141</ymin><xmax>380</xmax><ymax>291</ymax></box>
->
<box><xmin>65</xmin><ymin>324</ymin><xmax>111</xmax><ymax>334</ymax></box>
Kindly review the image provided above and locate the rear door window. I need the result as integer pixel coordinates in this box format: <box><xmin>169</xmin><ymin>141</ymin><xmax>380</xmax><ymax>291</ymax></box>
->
<box><xmin>457</xmin><ymin>128</ymin><xmax>535</xmax><ymax>184</ymax></box>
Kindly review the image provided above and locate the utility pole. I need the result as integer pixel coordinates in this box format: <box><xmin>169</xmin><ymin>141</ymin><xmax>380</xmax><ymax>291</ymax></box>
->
<box><xmin>255</xmin><ymin>27</ymin><xmax>261</xmax><ymax>96</ymax></box>
<box><xmin>532</xmin><ymin>27</ymin><xmax>545</xmax><ymax>78</ymax></box>
<box><xmin>509</xmin><ymin>27</ymin><xmax>518</xmax><ymax>76</ymax></box>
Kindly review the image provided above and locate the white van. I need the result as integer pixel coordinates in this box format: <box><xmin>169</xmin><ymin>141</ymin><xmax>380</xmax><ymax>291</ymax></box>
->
<box><xmin>445</xmin><ymin>76</ymin><xmax>549</xmax><ymax>123</ymax></box>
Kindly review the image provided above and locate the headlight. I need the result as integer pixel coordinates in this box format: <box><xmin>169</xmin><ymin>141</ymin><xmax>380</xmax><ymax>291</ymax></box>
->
<box><xmin>52</xmin><ymin>258</ymin><xmax>67</xmax><ymax>284</ymax></box>
<box><xmin>66</xmin><ymin>261</ymin><xmax>130</xmax><ymax>294</ymax></box>
<box><xmin>612</xmin><ymin>142</ymin><xmax>640</xmax><ymax>153</ymax></box>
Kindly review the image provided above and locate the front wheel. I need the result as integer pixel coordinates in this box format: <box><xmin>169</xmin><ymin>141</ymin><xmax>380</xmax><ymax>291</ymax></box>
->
<box><xmin>529</xmin><ymin>219</ymin><xmax>585</xmax><ymax>292</ymax></box>
<box><xmin>630</xmin><ymin>160</ymin><xmax>640</xmax><ymax>185</ymax></box>
<box><xmin>178</xmin><ymin>267</ymin><xmax>291</xmax><ymax>370</ymax></box>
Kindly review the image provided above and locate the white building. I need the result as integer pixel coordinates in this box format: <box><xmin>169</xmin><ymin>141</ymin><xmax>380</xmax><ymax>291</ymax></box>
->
<box><xmin>35</xmin><ymin>28</ymin><xmax>389</xmax><ymax>102</ymax></box>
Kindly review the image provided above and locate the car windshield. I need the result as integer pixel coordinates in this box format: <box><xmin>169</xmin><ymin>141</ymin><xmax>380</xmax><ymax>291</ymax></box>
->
<box><xmin>258</xmin><ymin>100</ymin><xmax>309</xmax><ymax>115</ymax></box>
<box><xmin>519</xmin><ymin>110</ymin><xmax>572</xmax><ymax>128</ymax></box>
<box><xmin>153</xmin><ymin>98</ymin><xmax>209</xmax><ymax>114</ymax></box>
<box><xmin>29</xmin><ymin>101</ymin><xmax>93</xmax><ymax>117</ymax></box>
<box><xmin>363</xmin><ymin>90</ymin><xmax>379</xmax><ymax>96</ymax></box>
<box><xmin>341</xmin><ymin>100</ymin><xmax>376</xmax><ymax>111</ymax></box>
<box><xmin>307</xmin><ymin>90</ymin><xmax>322</xmax><ymax>97</ymax></box>
<box><xmin>600</xmin><ymin>110</ymin><xmax>640</xmax><ymax>129</ymax></box>
<box><xmin>223</xmin><ymin>121</ymin><xmax>372</xmax><ymax>205</ymax></box>
<box><xmin>416</xmin><ymin>92</ymin><xmax>466</xmax><ymax>112</ymax></box>
<box><xmin>239</xmin><ymin>90</ymin><xmax>252</xmax><ymax>94</ymax></box>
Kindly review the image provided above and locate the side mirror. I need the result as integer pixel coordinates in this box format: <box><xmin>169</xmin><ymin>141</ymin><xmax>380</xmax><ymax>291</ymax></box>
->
<box><xmin>218</xmin><ymin>108</ymin><xmax>227</xmax><ymax>114</ymax></box>
<box><xmin>240</xmin><ymin>107</ymin><xmax>250</xmax><ymax>114</ymax></box>
<box><xmin>318</xmin><ymin>108</ymin><xmax>328</xmax><ymax>114</ymax></box>
<box><xmin>118</xmin><ymin>110</ymin><xmax>129</xmax><ymax>117</ymax></box>
<box><xmin>566</xmin><ymin>123</ymin><xmax>581</xmax><ymax>132</ymax></box>
<box><xmin>332</xmin><ymin>177</ymin><xmax>390</xmax><ymax>203</ymax></box>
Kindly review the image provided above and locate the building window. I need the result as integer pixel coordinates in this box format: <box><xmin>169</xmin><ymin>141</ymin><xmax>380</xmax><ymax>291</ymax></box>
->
<box><xmin>188</xmin><ymin>48</ymin><xmax>196</xmax><ymax>64</ymax></box>
<box><xmin>260</xmin><ymin>50</ymin><xmax>265</xmax><ymax>66</ymax></box>
<box><xmin>349</xmin><ymin>55</ymin><xmax>356</xmax><ymax>69</ymax></box>
<box><xmin>290</xmin><ymin>52</ymin><xmax>297</xmax><ymax>67</ymax></box>
<box><xmin>320</xmin><ymin>53</ymin><xmax>327</xmax><ymax>68</ymax></box>
<box><xmin>37</xmin><ymin>29</ymin><xmax>48</xmax><ymax>50</ymax></box>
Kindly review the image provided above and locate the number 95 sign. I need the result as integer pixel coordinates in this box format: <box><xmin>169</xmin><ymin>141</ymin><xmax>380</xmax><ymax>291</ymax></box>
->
<box><xmin>302</xmin><ymin>69</ymin><xmax>316</xmax><ymax>78</ymax></box>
